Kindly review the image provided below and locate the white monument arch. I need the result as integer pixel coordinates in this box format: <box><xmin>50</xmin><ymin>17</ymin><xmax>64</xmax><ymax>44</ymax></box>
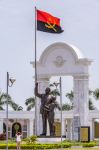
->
<box><xmin>1</xmin><ymin>42</ymin><xmax>99</xmax><ymax>141</ymax></box>
<box><xmin>32</xmin><ymin>42</ymin><xmax>92</xmax><ymax>139</ymax></box>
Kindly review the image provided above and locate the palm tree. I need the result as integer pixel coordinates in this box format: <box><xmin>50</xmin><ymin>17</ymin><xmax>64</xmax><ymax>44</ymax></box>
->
<box><xmin>49</xmin><ymin>82</ymin><xmax>61</xmax><ymax>110</ymax></box>
<box><xmin>93</xmin><ymin>88</ymin><xmax>99</xmax><ymax>100</ymax></box>
<box><xmin>89</xmin><ymin>98</ymin><xmax>95</xmax><ymax>110</ymax></box>
<box><xmin>66</xmin><ymin>90</ymin><xmax>74</xmax><ymax>102</ymax></box>
<box><xmin>62</xmin><ymin>103</ymin><xmax>73</xmax><ymax>111</ymax></box>
<box><xmin>49</xmin><ymin>83</ymin><xmax>60</xmax><ymax>97</ymax></box>
<box><xmin>65</xmin><ymin>90</ymin><xmax>74</xmax><ymax>110</ymax></box>
<box><xmin>12</xmin><ymin>104</ymin><xmax>23</xmax><ymax>111</ymax></box>
<box><xmin>50</xmin><ymin>83</ymin><xmax>73</xmax><ymax>111</ymax></box>
<box><xmin>64</xmin><ymin>90</ymin><xmax>95</xmax><ymax>110</ymax></box>
<box><xmin>25</xmin><ymin>97</ymin><xmax>35</xmax><ymax>111</ymax></box>
<box><xmin>0</xmin><ymin>92</ymin><xmax>20</xmax><ymax>110</ymax></box>
<box><xmin>50</xmin><ymin>89</ymin><xmax>60</xmax><ymax>97</ymax></box>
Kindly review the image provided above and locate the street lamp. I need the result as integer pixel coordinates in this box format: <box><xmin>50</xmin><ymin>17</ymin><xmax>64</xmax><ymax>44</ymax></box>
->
<box><xmin>50</xmin><ymin>82</ymin><xmax>60</xmax><ymax>98</ymax></box>
<box><xmin>6</xmin><ymin>72</ymin><xmax>16</xmax><ymax>150</ymax></box>
<box><xmin>53</xmin><ymin>82</ymin><xmax>60</xmax><ymax>96</ymax></box>
<box><xmin>50</xmin><ymin>79</ymin><xmax>63</xmax><ymax>148</ymax></box>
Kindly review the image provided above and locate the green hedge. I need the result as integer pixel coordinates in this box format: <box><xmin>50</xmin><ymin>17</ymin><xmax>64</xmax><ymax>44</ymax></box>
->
<box><xmin>82</xmin><ymin>142</ymin><xmax>96</xmax><ymax>147</ymax></box>
<box><xmin>0</xmin><ymin>143</ymin><xmax>71</xmax><ymax>149</ymax></box>
<box><xmin>0</xmin><ymin>141</ymin><xmax>96</xmax><ymax>149</ymax></box>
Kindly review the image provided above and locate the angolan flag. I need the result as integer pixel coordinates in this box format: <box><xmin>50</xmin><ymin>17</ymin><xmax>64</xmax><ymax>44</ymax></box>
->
<box><xmin>37</xmin><ymin>10</ymin><xmax>63</xmax><ymax>34</ymax></box>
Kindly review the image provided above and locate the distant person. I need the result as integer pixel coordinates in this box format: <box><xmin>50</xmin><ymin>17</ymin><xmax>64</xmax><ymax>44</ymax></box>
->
<box><xmin>16</xmin><ymin>132</ymin><xmax>22</xmax><ymax>150</ymax></box>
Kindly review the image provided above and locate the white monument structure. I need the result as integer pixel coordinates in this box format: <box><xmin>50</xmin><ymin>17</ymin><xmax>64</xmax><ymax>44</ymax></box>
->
<box><xmin>31</xmin><ymin>42</ymin><xmax>92</xmax><ymax>140</ymax></box>
<box><xmin>1</xmin><ymin>42</ymin><xmax>99</xmax><ymax>141</ymax></box>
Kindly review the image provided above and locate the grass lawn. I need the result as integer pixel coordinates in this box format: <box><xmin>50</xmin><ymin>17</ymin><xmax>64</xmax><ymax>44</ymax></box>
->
<box><xmin>67</xmin><ymin>149</ymin><xmax>98</xmax><ymax>150</ymax></box>
<box><xmin>23</xmin><ymin>148</ymin><xmax>99</xmax><ymax>150</ymax></box>
<box><xmin>65</xmin><ymin>149</ymin><xmax>98</xmax><ymax>150</ymax></box>
<box><xmin>0</xmin><ymin>149</ymin><xmax>98</xmax><ymax>150</ymax></box>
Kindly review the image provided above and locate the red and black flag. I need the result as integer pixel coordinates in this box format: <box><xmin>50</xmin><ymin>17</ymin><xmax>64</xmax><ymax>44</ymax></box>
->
<box><xmin>37</xmin><ymin>10</ymin><xmax>63</xmax><ymax>34</ymax></box>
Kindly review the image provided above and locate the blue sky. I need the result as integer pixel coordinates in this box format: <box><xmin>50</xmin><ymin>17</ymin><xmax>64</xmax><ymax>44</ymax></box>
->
<box><xmin>0</xmin><ymin>0</ymin><xmax>99</xmax><ymax>109</ymax></box>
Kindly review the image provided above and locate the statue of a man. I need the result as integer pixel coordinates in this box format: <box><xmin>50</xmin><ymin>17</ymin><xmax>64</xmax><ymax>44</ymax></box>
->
<box><xmin>35</xmin><ymin>82</ymin><xmax>51</xmax><ymax>136</ymax></box>
<box><xmin>44</xmin><ymin>96</ymin><xmax>60</xmax><ymax>136</ymax></box>
<box><xmin>35</xmin><ymin>83</ymin><xmax>60</xmax><ymax>136</ymax></box>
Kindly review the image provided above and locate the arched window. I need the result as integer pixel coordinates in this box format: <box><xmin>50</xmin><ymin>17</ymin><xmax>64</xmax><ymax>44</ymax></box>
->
<box><xmin>12</xmin><ymin>122</ymin><xmax>22</xmax><ymax>137</ymax></box>
<box><xmin>3</xmin><ymin>123</ymin><xmax>6</xmax><ymax>133</ymax></box>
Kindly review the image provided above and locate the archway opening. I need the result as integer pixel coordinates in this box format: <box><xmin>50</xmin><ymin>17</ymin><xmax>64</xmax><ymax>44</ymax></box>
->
<box><xmin>94</xmin><ymin>119</ymin><xmax>99</xmax><ymax>139</ymax></box>
<box><xmin>50</xmin><ymin>76</ymin><xmax>73</xmax><ymax>106</ymax></box>
<box><xmin>50</xmin><ymin>76</ymin><xmax>73</xmax><ymax>136</ymax></box>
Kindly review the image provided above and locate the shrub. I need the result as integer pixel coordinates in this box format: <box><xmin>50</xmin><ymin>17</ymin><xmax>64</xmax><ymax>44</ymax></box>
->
<box><xmin>0</xmin><ymin>133</ymin><xmax>6</xmax><ymax>140</ymax></box>
<box><xmin>24</xmin><ymin>135</ymin><xmax>37</xmax><ymax>144</ymax></box>
<box><xmin>83</xmin><ymin>142</ymin><xmax>96</xmax><ymax>147</ymax></box>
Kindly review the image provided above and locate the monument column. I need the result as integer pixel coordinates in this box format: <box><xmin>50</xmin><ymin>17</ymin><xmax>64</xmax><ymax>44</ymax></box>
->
<box><xmin>89</xmin><ymin>118</ymin><xmax>94</xmax><ymax>141</ymax></box>
<box><xmin>73</xmin><ymin>75</ymin><xmax>89</xmax><ymax>140</ymax></box>
<box><xmin>0</xmin><ymin>119</ymin><xmax>3</xmax><ymax>134</ymax></box>
<box><xmin>67</xmin><ymin>119</ymin><xmax>72</xmax><ymax>140</ymax></box>
<box><xmin>28</xmin><ymin>119</ymin><xmax>34</xmax><ymax>136</ymax></box>
<box><xmin>36</xmin><ymin>76</ymin><xmax>50</xmax><ymax>135</ymax></box>
<box><xmin>62</xmin><ymin>118</ymin><xmax>65</xmax><ymax>136</ymax></box>
<box><xmin>73</xmin><ymin>75</ymin><xmax>89</xmax><ymax>125</ymax></box>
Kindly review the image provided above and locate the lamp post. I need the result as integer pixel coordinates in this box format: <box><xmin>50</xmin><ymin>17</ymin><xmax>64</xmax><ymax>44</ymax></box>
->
<box><xmin>51</xmin><ymin>79</ymin><xmax>62</xmax><ymax>148</ymax></box>
<box><xmin>6</xmin><ymin>72</ymin><xmax>16</xmax><ymax>150</ymax></box>
<box><xmin>50</xmin><ymin>82</ymin><xmax>60</xmax><ymax>98</ymax></box>
<box><xmin>53</xmin><ymin>82</ymin><xmax>60</xmax><ymax>97</ymax></box>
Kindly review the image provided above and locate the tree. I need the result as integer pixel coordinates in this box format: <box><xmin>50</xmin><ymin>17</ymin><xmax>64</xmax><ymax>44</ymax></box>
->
<box><xmin>50</xmin><ymin>89</ymin><xmax>60</xmax><ymax>97</ymax></box>
<box><xmin>93</xmin><ymin>88</ymin><xmax>99</xmax><ymax>100</ymax></box>
<box><xmin>49</xmin><ymin>83</ymin><xmax>60</xmax><ymax>97</ymax></box>
<box><xmin>89</xmin><ymin>98</ymin><xmax>95</xmax><ymax>110</ymax></box>
<box><xmin>12</xmin><ymin>105</ymin><xmax>23</xmax><ymax>111</ymax></box>
<box><xmin>25</xmin><ymin>97</ymin><xmax>35</xmax><ymax>111</ymax></box>
<box><xmin>0</xmin><ymin>92</ymin><xmax>22</xmax><ymax>110</ymax></box>
<box><xmin>50</xmin><ymin>82</ymin><xmax>72</xmax><ymax>111</ymax></box>
<box><xmin>64</xmin><ymin>90</ymin><xmax>95</xmax><ymax>110</ymax></box>
<box><xmin>62</xmin><ymin>103</ymin><xmax>73</xmax><ymax>111</ymax></box>
<box><xmin>66</xmin><ymin>90</ymin><xmax>74</xmax><ymax>102</ymax></box>
<box><xmin>49</xmin><ymin>83</ymin><xmax>61</xmax><ymax>110</ymax></box>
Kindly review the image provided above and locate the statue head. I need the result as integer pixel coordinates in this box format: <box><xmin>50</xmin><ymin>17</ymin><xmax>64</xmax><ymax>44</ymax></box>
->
<box><xmin>51</xmin><ymin>96</ymin><xmax>56</xmax><ymax>102</ymax></box>
<box><xmin>45</xmin><ymin>87</ymin><xmax>51</xmax><ymax>94</ymax></box>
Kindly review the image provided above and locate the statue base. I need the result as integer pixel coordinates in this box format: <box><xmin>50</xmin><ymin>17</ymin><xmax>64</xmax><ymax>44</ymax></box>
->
<box><xmin>37</xmin><ymin>136</ymin><xmax>66</xmax><ymax>143</ymax></box>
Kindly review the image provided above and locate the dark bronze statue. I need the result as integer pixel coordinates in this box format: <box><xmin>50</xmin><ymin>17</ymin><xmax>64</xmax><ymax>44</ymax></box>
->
<box><xmin>35</xmin><ymin>83</ymin><xmax>60</xmax><ymax>136</ymax></box>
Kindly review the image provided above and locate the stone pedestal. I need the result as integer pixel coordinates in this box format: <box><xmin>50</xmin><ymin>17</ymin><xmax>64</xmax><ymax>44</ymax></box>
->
<box><xmin>37</xmin><ymin>137</ymin><xmax>66</xmax><ymax>143</ymax></box>
<box><xmin>72</xmin><ymin>116</ymin><xmax>80</xmax><ymax>141</ymax></box>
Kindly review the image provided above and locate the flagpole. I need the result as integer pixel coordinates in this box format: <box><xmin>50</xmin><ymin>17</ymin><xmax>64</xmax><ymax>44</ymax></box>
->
<box><xmin>59</xmin><ymin>77</ymin><xmax>62</xmax><ymax>149</ymax></box>
<box><xmin>34</xmin><ymin>6</ymin><xmax>37</xmax><ymax>136</ymax></box>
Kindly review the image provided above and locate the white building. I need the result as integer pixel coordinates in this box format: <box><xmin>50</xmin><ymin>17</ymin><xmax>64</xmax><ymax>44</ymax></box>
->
<box><xmin>0</xmin><ymin>110</ymin><xmax>99</xmax><ymax>140</ymax></box>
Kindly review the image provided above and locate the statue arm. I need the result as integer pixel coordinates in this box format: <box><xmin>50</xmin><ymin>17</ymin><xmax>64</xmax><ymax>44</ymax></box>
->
<box><xmin>35</xmin><ymin>83</ymin><xmax>42</xmax><ymax>98</ymax></box>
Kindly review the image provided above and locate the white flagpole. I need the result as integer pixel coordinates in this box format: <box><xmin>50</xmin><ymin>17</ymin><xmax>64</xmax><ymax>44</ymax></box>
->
<box><xmin>34</xmin><ymin>6</ymin><xmax>37</xmax><ymax>136</ymax></box>
<box><xmin>59</xmin><ymin>77</ymin><xmax>62</xmax><ymax>148</ymax></box>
